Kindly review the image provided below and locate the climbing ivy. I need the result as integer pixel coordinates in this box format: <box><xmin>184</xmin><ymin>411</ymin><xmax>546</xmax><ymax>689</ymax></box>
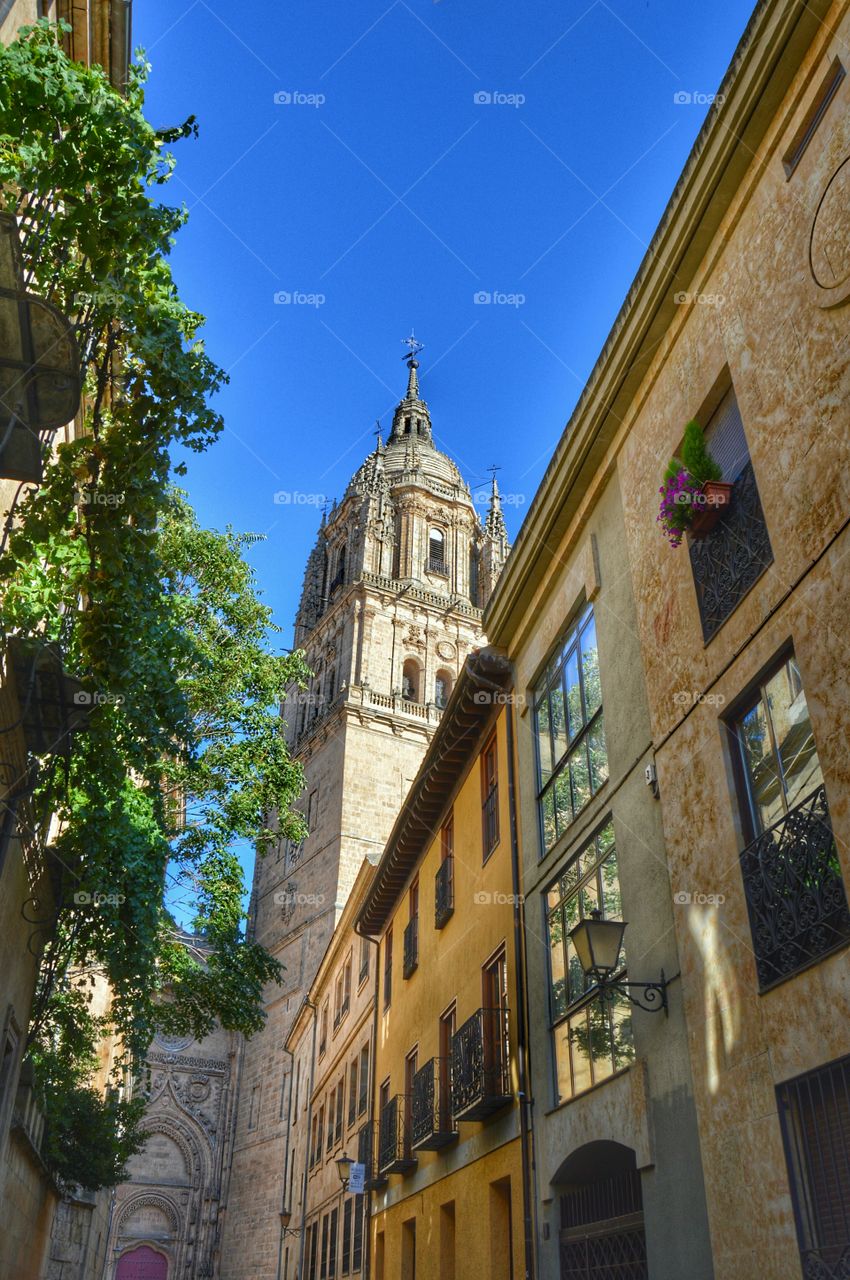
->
<box><xmin>0</xmin><ymin>24</ymin><xmax>306</xmax><ymax>1185</ymax></box>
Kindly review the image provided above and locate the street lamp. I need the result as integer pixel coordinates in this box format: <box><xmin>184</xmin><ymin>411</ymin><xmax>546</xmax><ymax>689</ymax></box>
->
<box><xmin>335</xmin><ymin>1154</ymin><xmax>353</xmax><ymax>1190</ymax></box>
<box><xmin>279</xmin><ymin>1209</ymin><xmax>299</xmax><ymax>1238</ymax></box>
<box><xmin>569</xmin><ymin>910</ymin><xmax>668</xmax><ymax>1014</ymax></box>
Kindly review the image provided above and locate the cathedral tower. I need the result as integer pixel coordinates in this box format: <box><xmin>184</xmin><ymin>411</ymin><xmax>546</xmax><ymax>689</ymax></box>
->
<box><xmin>217</xmin><ymin>345</ymin><xmax>509</xmax><ymax>1279</ymax></box>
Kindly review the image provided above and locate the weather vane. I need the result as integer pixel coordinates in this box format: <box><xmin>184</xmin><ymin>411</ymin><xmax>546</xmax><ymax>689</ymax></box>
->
<box><xmin>402</xmin><ymin>331</ymin><xmax>425</xmax><ymax>364</ymax></box>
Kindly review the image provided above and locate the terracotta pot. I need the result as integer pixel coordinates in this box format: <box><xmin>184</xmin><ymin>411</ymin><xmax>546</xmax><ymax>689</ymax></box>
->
<box><xmin>689</xmin><ymin>481</ymin><xmax>733</xmax><ymax>539</ymax></box>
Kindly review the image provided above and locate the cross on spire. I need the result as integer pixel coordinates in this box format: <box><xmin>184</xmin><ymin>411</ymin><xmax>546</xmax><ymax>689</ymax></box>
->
<box><xmin>401</xmin><ymin>330</ymin><xmax>425</xmax><ymax>365</ymax></box>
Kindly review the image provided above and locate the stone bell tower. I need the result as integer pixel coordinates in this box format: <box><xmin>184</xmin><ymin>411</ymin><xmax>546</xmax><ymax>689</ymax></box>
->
<box><xmin>217</xmin><ymin>340</ymin><xmax>509</xmax><ymax>1280</ymax></box>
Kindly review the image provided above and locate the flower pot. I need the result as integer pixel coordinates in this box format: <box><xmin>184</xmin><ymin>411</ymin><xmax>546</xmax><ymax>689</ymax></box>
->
<box><xmin>690</xmin><ymin>481</ymin><xmax>733</xmax><ymax>538</ymax></box>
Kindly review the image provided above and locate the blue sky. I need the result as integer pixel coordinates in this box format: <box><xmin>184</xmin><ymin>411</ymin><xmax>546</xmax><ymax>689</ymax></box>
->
<box><xmin>136</xmin><ymin>0</ymin><xmax>753</xmax><ymax>644</ymax></box>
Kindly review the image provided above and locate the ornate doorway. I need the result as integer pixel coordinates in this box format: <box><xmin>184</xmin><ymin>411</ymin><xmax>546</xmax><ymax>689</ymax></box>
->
<box><xmin>115</xmin><ymin>1245</ymin><xmax>169</xmax><ymax>1280</ymax></box>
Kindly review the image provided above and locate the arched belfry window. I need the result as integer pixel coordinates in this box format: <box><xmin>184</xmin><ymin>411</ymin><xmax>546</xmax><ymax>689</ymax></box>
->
<box><xmin>429</xmin><ymin>528</ymin><xmax>446</xmax><ymax>574</ymax></box>
<box><xmin>331</xmin><ymin>544</ymin><xmax>346</xmax><ymax>593</ymax></box>
<box><xmin>435</xmin><ymin>670</ymin><xmax>452</xmax><ymax>709</ymax></box>
<box><xmin>402</xmin><ymin>659</ymin><xmax>421</xmax><ymax>703</ymax></box>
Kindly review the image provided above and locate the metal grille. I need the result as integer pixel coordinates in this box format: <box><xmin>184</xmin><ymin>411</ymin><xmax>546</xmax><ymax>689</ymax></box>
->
<box><xmin>403</xmin><ymin>917</ymin><xmax>418</xmax><ymax>978</ymax></box>
<box><xmin>560</xmin><ymin>1171</ymin><xmax>647</xmax><ymax>1280</ymax></box>
<box><xmin>377</xmin><ymin>1095</ymin><xmax>414</xmax><ymax>1173</ymax></box>
<box><xmin>451</xmin><ymin>1007</ymin><xmax>511</xmax><ymax>1119</ymax></box>
<box><xmin>740</xmin><ymin>785</ymin><xmax>850</xmax><ymax>990</ymax></box>
<box><xmin>778</xmin><ymin>1053</ymin><xmax>850</xmax><ymax>1279</ymax></box>
<box><xmin>411</xmin><ymin>1056</ymin><xmax>455</xmax><ymax>1149</ymax></box>
<box><xmin>428</xmin><ymin>553</ymin><xmax>448</xmax><ymax>575</ymax></box>
<box><xmin>689</xmin><ymin>460</ymin><xmax>773</xmax><ymax>641</ymax></box>
<box><xmin>483</xmin><ymin>787</ymin><xmax>499</xmax><ymax>855</ymax></box>
<box><xmin>435</xmin><ymin>856</ymin><xmax>454</xmax><ymax>928</ymax></box>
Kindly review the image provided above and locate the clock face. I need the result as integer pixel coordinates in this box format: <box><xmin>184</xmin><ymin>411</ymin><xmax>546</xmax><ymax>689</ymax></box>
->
<box><xmin>154</xmin><ymin>1031</ymin><xmax>194</xmax><ymax>1054</ymax></box>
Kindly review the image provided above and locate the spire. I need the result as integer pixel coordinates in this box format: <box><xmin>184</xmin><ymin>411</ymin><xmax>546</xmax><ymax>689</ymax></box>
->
<box><xmin>484</xmin><ymin>468</ymin><xmax>508</xmax><ymax>545</ymax></box>
<box><xmin>389</xmin><ymin>332</ymin><xmax>432</xmax><ymax>445</ymax></box>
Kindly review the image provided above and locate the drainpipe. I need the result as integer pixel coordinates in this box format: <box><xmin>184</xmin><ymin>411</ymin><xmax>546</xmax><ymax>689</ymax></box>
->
<box><xmin>297</xmin><ymin>999</ymin><xmax>318</xmax><ymax>1280</ymax></box>
<box><xmin>276</xmin><ymin>1045</ymin><xmax>295</xmax><ymax>1280</ymax></box>
<box><xmin>506</xmin><ymin>697</ymin><xmax>537</xmax><ymax>1280</ymax></box>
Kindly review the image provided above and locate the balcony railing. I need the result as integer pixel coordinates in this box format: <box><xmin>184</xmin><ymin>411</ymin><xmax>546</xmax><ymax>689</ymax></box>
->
<box><xmin>427</xmin><ymin>553</ymin><xmax>448</xmax><ymax>576</ymax></box>
<box><xmin>377</xmin><ymin>1094</ymin><xmax>416</xmax><ymax>1175</ymax></box>
<box><xmin>435</xmin><ymin>856</ymin><xmax>454</xmax><ymax>928</ymax></box>
<box><xmin>411</xmin><ymin>1057</ymin><xmax>457</xmax><ymax>1151</ymax></box>
<box><xmin>357</xmin><ymin>1121</ymin><xmax>387</xmax><ymax>1190</ymax></box>
<box><xmin>740</xmin><ymin>784</ymin><xmax>850</xmax><ymax>991</ymax></box>
<box><xmin>451</xmin><ymin>1007</ymin><xmax>512</xmax><ymax>1122</ymax></box>
<box><xmin>689</xmin><ymin>460</ymin><xmax>773</xmax><ymax>641</ymax></box>
<box><xmin>403</xmin><ymin>917</ymin><xmax>418</xmax><ymax>978</ymax></box>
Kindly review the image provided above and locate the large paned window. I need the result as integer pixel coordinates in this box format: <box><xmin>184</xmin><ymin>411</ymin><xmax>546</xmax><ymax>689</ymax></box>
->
<box><xmin>545</xmin><ymin>821</ymin><xmax>633</xmax><ymax>1101</ymax></box>
<box><xmin>534</xmin><ymin>606</ymin><xmax>608</xmax><ymax>855</ymax></box>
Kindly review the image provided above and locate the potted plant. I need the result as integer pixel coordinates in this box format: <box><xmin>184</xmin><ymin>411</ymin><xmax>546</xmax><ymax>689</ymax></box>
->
<box><xmin>657</xmin><ymin>421</ymin><xmax>732</xmax><ymax>546</ymax></box>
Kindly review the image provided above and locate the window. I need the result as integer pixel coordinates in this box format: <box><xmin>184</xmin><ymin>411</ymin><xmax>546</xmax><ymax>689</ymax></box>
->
<box><xmin>309</xmin><ymin>1222</ymin><xmax>319</xmax><ymax>1280</ymax></box>
<box><xmin>402</xmin><ymin>660</ymin><xmax>420</xmax><ymax>703</ymax></box>
<box><xmin>293</xmin><ymin>1059</ymin><xmax>300</xmax><ymax>1124</ymax></box>
<box><xmin>383</xmin><ymin>928</ymin><xmax>393</xmax><ymax>1008</ymax></box>
<box><xmin>730</xmin><ymin>653</ymin><xmax>850</xmax><ymax>988</ymax></box>
<box><xmin>434</xmin><ymin>670</ymin><xmax>452</xmax><ymax>709</ymax></box>
<box><xmin>319</xmin><ymin>1002</ymin><xmax>329</xmax><ymax>1057</ymax></box>
<box><xmin>352</xmin><ymin>1195</ymin><xmax>364</xmax><ymax>1271</ymax></box>
<box><xmin>783</xmin><ymin>57</ymin><xmax>846</xmax><ymax>177</ymax></box>
<box><xmin>481</xmin><ymin>734</ymin><xmax>500</xmax><ymax>859</ymax></box>
<box><xmin>404</xmin><ymin>1049</ymin><xmax>418</xmax><ymax>1156</ymax></box>
<box><xmin>429</xmin><ymin>528</ymin><xmax>446</xmax><ymax>573</ymax></box>
<box><xmin>404</xmin><ymin>879</ymin><xmax>419</xmax><ymax>978</ymax></box>
<box><xmin>327</xmin><ymin>1090</ymin><xmax>336</xmax><ymax>1153</ymax></box>
<box><xmin>321</xmin><ymin>1214</ymin><xmax>329</xmax><ymax>1280</ymax></box>
<box><xmin>545</xmin><ymin>821</ymin><xmax>634</xmax><ymax>1101</ymax></box>
<box><xmin>439</xmin><ymin>1005</ymin><xmax>456</xmax><ymax>1129</ymax></box>
<box><xmin>348</xmin><ymin>1059</ymin><xmax>358</xmax><ymax>1127</ymax></box>
<box><xmin>358</xmin><ymin>1045</ymin><xmax>369</xmax><ymax>1115</ymax></box>
<box><xmin>316</xmin><ymin>1105</ymin><xmax>325</xmax><ymax>1163</ymax></box>
<box><xmin>342</xmin><ymin>1199</ymin><xmax>352</xmax><ymax>1276</ymax></box>
<box><xmin>688</xmin><ymin>386</ymin><xmax>773</xmax><ymax>641</ymax></box>
<box><xmin>335</xmin><ymin>957</ymin><xmax>351</xmax><ymax>1028</ymax></box>
<box><xmin>329</xmin><ymin>1207</ymin><xmax>338</xmax><ymax>1280</ymax></box>
<box><xmin>436</xmin><ymin>816</ymin><xmax>454</xmax><ymax>927</ymax></box>
<box><xmin>336</xmin><ymin>1078</ymin><xmax>344</xmax><ymax>1144</ymax></box>
<box><xmin>778</xmin><ymin>1055</ymin><xmax>850</xmax><ymax>1280</ymax></box>
<box><xmin>534</xmin><ymin>605</ymin><xmax>607</xmax><ymax>855</ymax></box>
<box><xmin>358</xmin><ymin>934</ymin><xmax>370</xmax><ymax>984</ymax></box>
<box><xmin>310</xmin><ymin>1113</ymin><xmax>318</xmax><ymax>1167</ymax></box>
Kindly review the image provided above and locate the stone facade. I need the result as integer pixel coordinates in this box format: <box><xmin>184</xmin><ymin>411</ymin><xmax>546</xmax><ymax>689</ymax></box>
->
<box><xmin>217</xmin><ymin>356</ymin><xmax>508</xmax><ymax>1280</ymax></box>
<box><xmin>105</xmin><ymin>1022</ymin><xmax>237</xmax><ymax>1280</ymax></box>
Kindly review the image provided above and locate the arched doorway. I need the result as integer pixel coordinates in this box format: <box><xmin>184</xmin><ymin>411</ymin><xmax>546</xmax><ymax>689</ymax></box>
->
<box><xmin>116</xmin><ymin>1245</ymin><xmax>169</xmax><ymax>1280</ymax></box>
<box><xmin>553</xmin><ymin>1141</ymin><xmax>647</xmax><ymax>1280</ymax></box>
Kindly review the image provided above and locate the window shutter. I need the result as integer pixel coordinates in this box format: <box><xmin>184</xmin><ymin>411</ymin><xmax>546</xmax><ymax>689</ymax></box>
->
<box><xmin>705</xmin><ymin>388</ymin><xmax>749</xmax><ymax>481</ymax></box>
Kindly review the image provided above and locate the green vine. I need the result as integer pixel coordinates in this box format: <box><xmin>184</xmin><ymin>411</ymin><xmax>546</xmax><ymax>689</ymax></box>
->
<box><xmin>0</xmin><ymin>23</ymin><xmax>307</xmax><ymax>1187</ymax></box>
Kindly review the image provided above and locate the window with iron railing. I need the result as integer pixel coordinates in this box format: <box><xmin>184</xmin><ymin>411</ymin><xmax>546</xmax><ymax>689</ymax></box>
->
<box><xmin>481</xmin><ymin>736</ymin><xmax>499</xmax><ymax>859</ymax></box>
<box><xmin>450</xmin><ymin>1007</ymin><xmax>511</xmax><ymax>1121</ymax></box>
<box><xmin>730</xmin><ymin>653</ymin><xmax>850</xmax><ymax>989</ymax></box>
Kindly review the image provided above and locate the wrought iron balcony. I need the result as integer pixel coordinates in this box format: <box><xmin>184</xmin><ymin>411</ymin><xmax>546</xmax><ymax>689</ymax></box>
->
<box><xmin>435</xmin><ymin>856</ymin><xmax>454</xmax><ymax>928</ymax></box>
<box><xmin>451</xmin><ymin>1007</ymin><xmax>512</xmax><ymax>1122</ymax></box>
<box><xmin>740</xmin><ymin>785</ymin><xmax>850</xmax><ymax>991</ymax></box>
<box><xmin>427</xmin><ymin>553</ymin><xmax>448</xmax><ymax>576</ymax></box>
<box><xmin>689</xmin><ymin>460</ymin><xmax>773</xmax><ymax>641</ymax></box>
<box><xmin>403</xmin><ymin>917</ymin><xmax>418</xmax><ymax>978</ymax></box>
<box><xmin>357</xmin><ymin>1121</ymin><xmax>387</xmax><ymax>1190</ymax></box>
<box><xmin>411</xmin><ymin>1057</ymin><xmax>457</xmax><ymax>1151</ymax></box>
<box><xmin>377</xmin><ymin>1094</ymin><xmax>416</xmax><ymax>1175</ymax></box>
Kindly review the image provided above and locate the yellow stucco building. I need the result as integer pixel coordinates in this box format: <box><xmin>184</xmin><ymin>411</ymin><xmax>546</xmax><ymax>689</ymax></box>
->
<box><xmin>355</xmin><ymin>647</ymin><xmax>534</xmax><ymax>1280</ymax></box>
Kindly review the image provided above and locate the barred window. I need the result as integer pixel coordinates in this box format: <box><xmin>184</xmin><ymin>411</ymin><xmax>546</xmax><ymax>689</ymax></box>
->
<box><xmin>545</xmin><ymin>821</ymin><xmax>633</xmax><ymax>1101</ymax></box>
<box><xmin>534</xmin><ymin>606</ymin><xmax>608</xmax><ymax>854</ymax></box>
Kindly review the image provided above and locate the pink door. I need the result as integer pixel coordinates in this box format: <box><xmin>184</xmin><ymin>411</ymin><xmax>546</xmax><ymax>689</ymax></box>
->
<box><xmin>116</xmin><ymin>1245</ymin><xmax>169</xmax><ymax>1280</ymax></box>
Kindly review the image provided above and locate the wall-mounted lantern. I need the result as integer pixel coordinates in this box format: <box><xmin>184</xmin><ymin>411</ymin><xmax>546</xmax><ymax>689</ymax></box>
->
<box><xmin>569</xmin><ymin>910</ymin><xmax>668</xmax><ymax>1014</ymax></box>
